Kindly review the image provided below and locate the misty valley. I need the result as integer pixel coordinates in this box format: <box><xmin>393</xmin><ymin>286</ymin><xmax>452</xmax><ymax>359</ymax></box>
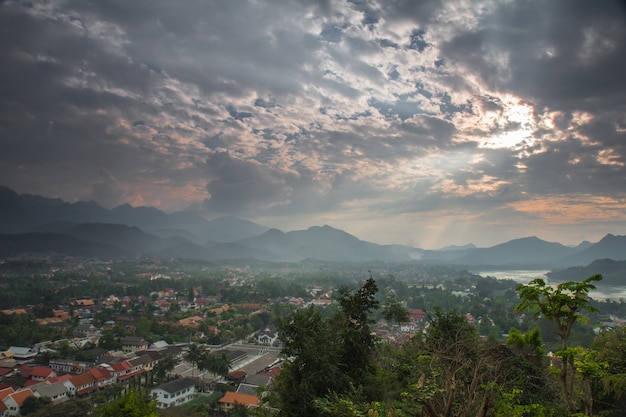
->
<box><xmin>1</xmin><ymin>187</ymin><xmax>626</xmax><ymax>416</ymax></box>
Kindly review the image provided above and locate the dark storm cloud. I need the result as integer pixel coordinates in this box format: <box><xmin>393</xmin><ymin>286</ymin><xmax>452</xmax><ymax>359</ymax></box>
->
<box><xmin>1</xmin><ymin>0</ymin><xmax>625</xmax><ymax>246</ymax></box>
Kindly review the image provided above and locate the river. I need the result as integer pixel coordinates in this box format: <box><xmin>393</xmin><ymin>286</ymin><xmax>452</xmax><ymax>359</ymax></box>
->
<box><xmin>474</xmin><ymin>269</ymin><xmax>626</xmax><ymax>302</ymax></box>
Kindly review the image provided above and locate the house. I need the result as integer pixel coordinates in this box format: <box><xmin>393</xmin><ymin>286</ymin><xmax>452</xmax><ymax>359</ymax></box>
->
<box><xmin>0</xmin><ymin>351</ymin><xmax>16</xmax><ymax>370</ymax></box>
<box><xmin>121</xmin><ymin>336</ymin><xmax>148</xmax><ymax>353</ymax></box>
<box><xmin>3</xmin><ymin>389</ymin><xmax>34</xmax><ymax>416</ymax></box>
<box><xmin>87</xmin><ymin>367</ymin><xmax>115</xmax><ymax>389</ymax></box>
<box><xmin>73</xmin><ymin>299</ymin><xmax>95</xmax><ymax>308</ymax></box>
<box><xmin>29</xmin><ymin>366</ymin><xmax>57</xmax><ymax>381</ymax></box>
<box><xmin>408</xmin><ymin>309</ymin><xmax>427</xmax><ymax>323</ymax></box>
<box><xmin>225</xmin><ymin>370</ymin><xmax>247</xmax><ymax>384</ymax></box>
<box><xmin>257</xmin><ymin>325</ymin><xmax>278</xmax><ymax>345</ymax></box>
<box><xmin>107</xmin><ymin>361</ymin><xmax>132</xmax><ymax>381</ymax></box>
<box><xmin>30</xmin><ymin>381</ymin><xmax>69</xmax><ymax>403</ymax></box>
<box><xmin>73</xmin><ymin>323</ymin><xmax>99</xmax><ymax>338</ymax></box>
<box><xmin>8</xmin><ymin>347</ymin><xmax>37</xmax><ymax>364</ymax></box>
<box><xmin>218</xmin><ymin>392</ymin><xmax>258</xmax><ymax>412</ymax></box>
<box><xmin>400</xmin><ymin>322</ymin><xmax>418</xmax><ymax>332</ymax></box>
<box><xmin>149</xmin><ymin>340</ymin><xmax>169</xmax><ymax>350</ymax></box>
<box><xmin>150</xmin><ymin>378</ymin><xmax>196</xmax><ymax>409</ymax></box>
<box><xmin>49</xmin><ymin>359</ymin><xmax>93</xmax><ymax>375</ymax></box>
<box><xmin>0</xmin><ymin>388</ymin><xmax>14</xmax><ymax>405</ymax></box>
<box><xmin>236</xmin><ymin>374</ymin><xmax>272</xmax><ymax>396</ymax></box>
<box><xmin>64</xmin><ymin>373</ymin><xmax>96</xmax><ymax>397</ymax></box>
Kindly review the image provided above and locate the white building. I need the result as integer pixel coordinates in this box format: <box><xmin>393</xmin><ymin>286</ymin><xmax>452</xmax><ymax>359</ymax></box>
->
<box><xmin>150</xmin><ymin>378</ymin><xmax>196</xmax><ymax>409</ymax></box>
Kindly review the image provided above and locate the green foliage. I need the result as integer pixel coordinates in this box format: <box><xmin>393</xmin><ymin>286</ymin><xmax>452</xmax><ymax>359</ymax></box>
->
<box><xmin>381</xmin><ymin>294</ymin><xmax>409</xmax><ymax>324</ymax></box>
<box><xmin>91</xmin><ymin>391</ymin><xmax>157</xmax><ymax>417</ymax></box>
<box><xmin>515</xmin><ymin>274</ymin><xmax>602</xmax><ymax>415</ymax></box>
<box><xmin>27</xmin><ymin>398</ymin><xmax>93</xmax><ymax>417</ymax></box>
<box><xmin>20</xmin><ymin>396</ymin><xmax>52</xmax><ymax>415</ymax></box>
<box><xmin>270</xmin><ymin>278</ymin><xmax>380</xmax><ymax>417</ymax></box>
<box><xmin>507</xmin><ymin>327</ymin><xmax>546</xmax><ymax>356</ymax></box>
<box><xmin>198</xmin><ymin>350</ymin><xmax>231</xmax><ymax>376</ymax></box>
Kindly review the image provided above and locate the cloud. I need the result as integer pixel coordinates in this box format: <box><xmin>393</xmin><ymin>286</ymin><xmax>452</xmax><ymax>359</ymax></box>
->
<box><xmin>0</xmin><ymin>0</ymin><xmax>624</xmax><ymax>247</ymax></box>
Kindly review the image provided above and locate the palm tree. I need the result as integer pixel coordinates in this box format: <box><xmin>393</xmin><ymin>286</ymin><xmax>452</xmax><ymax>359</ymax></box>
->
<box><xmin>184</xmin><ymin>343</ymin><xmax>203</xmax><ymax>378</ymax></box>
<box><xmin>153</xmin><ymin>354</ymin><xmax>177</xmax><ymax>384</ymax></box>
<box><xmin>198</xmin><ymin>351</ymin><xmax>231</xmax><ymax>380</ymax></box>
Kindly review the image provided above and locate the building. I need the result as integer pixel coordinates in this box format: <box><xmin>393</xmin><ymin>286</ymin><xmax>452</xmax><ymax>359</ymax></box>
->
<box><xmin>63</xmin><ymin>373</ymin><xmax>96</xmax><ymax>397</ymax></box>
<box><xmin>150</xmin><ymin>378</ymin><xmax>196</xmax><ymax>409</ymax></box>
<box><xmin>3</xmin><ymin>389</ymin><xmax>34</xmax><ymax>416</ymax></box>
<box><xmin>257</xmin><ymin>325</ymin><xmax>279</xmax><ymax>345</ymax></box>
<box><xmin>30</xmin><ymin>381</ymin><xmax>69</xmax><ymax>403</ymax></box>
<box><xmin>7</xmin><ymin>347</ymin><xmax>37</xmax><ymax>364</ymax></box>
<box><xmin>218</xmin><ymin>392</ymin><xmax>258</xmax><ymax>412</ymax></box>
<box><xmin>29</xmin><ymin>366</ymin><xmax>57</xmax><ymax>381</ymax></box>
<box><xmin>121</xmin><ymin>336</ymin><xmax>149</xmax><ymax>353</ymax></box>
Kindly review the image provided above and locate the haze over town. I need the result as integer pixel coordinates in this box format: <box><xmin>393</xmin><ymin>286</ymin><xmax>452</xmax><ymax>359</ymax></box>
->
<box><xmin>1</xmin><ymin>0</ymin><xmax>625</xmax><ymax>249</ymax></box>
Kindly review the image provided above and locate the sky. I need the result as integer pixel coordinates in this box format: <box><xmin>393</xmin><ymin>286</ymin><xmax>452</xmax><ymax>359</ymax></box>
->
<box><xmin>1</xmin><ymin>0</ymin><xmax>625</xmax><ymax>249</ymax></box>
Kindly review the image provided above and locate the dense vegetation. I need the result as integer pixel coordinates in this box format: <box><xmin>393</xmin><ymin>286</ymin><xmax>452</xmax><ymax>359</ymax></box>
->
<box><xmin>264</xmin><ymin>275</ymin><xmax>626</xmax><ymax>417</ymax></box>
<box><xmin>5</xmin><ymin>258</ymin><xmax>626</xmax><ymax>416</ymax></box>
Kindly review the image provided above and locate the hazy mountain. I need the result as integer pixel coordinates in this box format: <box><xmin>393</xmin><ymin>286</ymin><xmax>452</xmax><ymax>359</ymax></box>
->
<box><xmin>66</xmin><ymin>223</ymin><xmax>168</xmax><ymax>254</ymax></box>
<box><xmin>547</xmin><ymin>259</ymin><xmax>626</xmax><ymax>286</ymax></box>
<box><xmin>450</xmin><ymin>236</ymin><xmax>578</xmax><ymax>267</ymax></box>
<box><xmin>202</xmin><ymin>216</ymin><xmax>269</xmax><ymax>242</ymax></box>
<box><xmin>1</xmin><ymin>186</ymin><xmax>625</xmax><ymax>267</ymax></box>
<box><xmin>0</xmin><ymin>186</ymin><xmax>266</xmax><ymax>242</ymax></box>
<box><xmin>0</xmin><ymin>233</ymin><xmax>128</xmax><ymax>258</ymax></box>
<box><xmin>557</xmin><ymin>234</ymin><xmax>626</xmax><ymax>266</ymax></box>
<box><xmin>236</xmin><ymin>225</ymin><xmax>415</xmax><ymax>262</ymax></box>
<box><xmin>437</xmin><ymin>243</ymin><xmax>477</xmax><ymax>252</ymax></box>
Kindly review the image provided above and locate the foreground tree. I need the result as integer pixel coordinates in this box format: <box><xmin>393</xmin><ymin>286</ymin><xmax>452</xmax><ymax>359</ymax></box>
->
<box><xmin>28</xmin><ymin>398</ymin><xmax>92</xmax><ymax>417</ymax></box>
<box><xmin>91</xmin><ymin>391</ymin><xmax>157</xmax><ymax>417</ymax></box>
<box><xmin>268</xmin><ymin>278</ymin><xmax>380</xmax><ymax>417</ymax></box>
<box><xmin>515</xmin><ymin>274</ymin><xmax>602</xmax><ymax>415</ymax></box>
<box><xmin>396</xmin><ymin>310</ymin><xmax>558</xmax><ymax>417</ymax></box>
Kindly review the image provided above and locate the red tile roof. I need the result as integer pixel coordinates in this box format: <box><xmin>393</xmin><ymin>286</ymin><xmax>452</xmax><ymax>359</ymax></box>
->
<box><xmin>9</xmin><ymin>389</ymin><xmax>34</xmax><ymax>407</ymax></box>
<box><xmin>48</xmin><ymin>374</ymin><xmax>72</xmax><ymax>383</ymax></box>
<box><xmin>69</xmin><ymin>373</ymin><xmax>95</xmax><ymax>387</ymax></box>
<box><xmin>23</xmin><ymin>380</ymin><xmax>40</xmax><ymax>388</ymax></box>
<box><xmin>219</xmin><ymin>392</ymin><xmax>258</xmax><ymax>407</ymax></box>
<box><xmin>30</xmin><ymin>366</ymin><xmax>55</xmax><ymax>378</ymax></box>
<box><xmin>0</xmin><ymin>387</ymin><xmax>15</xmax><ymax>401</ymax></box>
<box><xmin>110</xmin><ymin>361</ymin><xmax>132</xmax><ymax>373</ymax></box>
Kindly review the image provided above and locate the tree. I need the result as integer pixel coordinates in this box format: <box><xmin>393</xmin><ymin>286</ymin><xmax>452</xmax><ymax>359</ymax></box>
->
<box><xmin>270</xmin><ymin>305</ymin><xmax>346</xmax><ymax>417</ymax></box>
<box><xmin>381</xmin><ymin>293</ymin><xmax>409</xmax><ymax>324</ymax></box>
<box><xmin>153</xmin><ymin>354</ymin><xmax>177</xmax><ymax>384</ymax></box>
<box><xmin>515</xmin><ymin>274</ymin><xmax>602</xmax><ymax>414</ymax></box>
<box><xmin>28</xmin><ymin>398</ymin><xmax>93</xmax><ymax>417</ymax></box>
<box><xmin>335</xmin><ymin>277</ymin><xmax>379</xmax><ymax>386</ymax></box>
<box><xmin>198</xmin><ymin>351</ymin><xmax>231</xmax><ymax>377</ymax></box>
<box><xmin>184</xmin><ymin>343</ymin><xmax>204</xmax><ymax>378</ymax></box>
<box><xmin>20</xmin><ymin>396</ymin><xmax>51</xmax><ymax>415</ymax></box>
<box><xmin>269</xmin><ymin>278</ymin><xmax>380</xmax><ymax>416</ymax></box>
<box><xmin>395</xmin><ymin>310</ymin><xmax>557</xmax><ymax>417</ymax></box>
<box><xmin>91</xmin><ymin>391</ymin><xmax>157</xmax><ymax>417</ymax></box>
<box><xmin>591</xmin><ymin>327</ymin><xmax>626</xmax><ymax>414</ymax></box>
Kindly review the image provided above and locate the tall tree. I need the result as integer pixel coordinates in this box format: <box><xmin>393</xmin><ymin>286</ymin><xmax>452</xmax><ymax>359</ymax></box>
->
<box><xmin>184</xmin><ymin>343</ymin><xmax>203</xmax><ymax>378</ymax></box>
<box><xmin>335</xmin><ymin>277</ymin><xmax>379</xmax><ymax>386</ymax></box>
<box><xmin>269</xmin><ymin>278</ymin><xmax>381</xmax><ymax>416</ymax></box>
<box><xmin>515</xmin><ymin>274</ymin><xmax>602</xmax><ymax>414</ymax></box>
<box><xmin>153</xmin><ymin>354</ymin><xmax>176</xmax><ymax>384</ymax></box>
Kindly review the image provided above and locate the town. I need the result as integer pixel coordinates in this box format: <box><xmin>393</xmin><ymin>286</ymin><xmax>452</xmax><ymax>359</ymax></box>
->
<box><xmin>0</xmin><ymin>256</ymin><xmax>623</xmax><ymax>416</ymax></box>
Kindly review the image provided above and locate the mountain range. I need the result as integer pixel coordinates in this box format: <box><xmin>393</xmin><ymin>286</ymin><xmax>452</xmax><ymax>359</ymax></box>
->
<box><xmin>0</xmin><ymin>186</ymin><xmax>625</xmax><ymax>270</ymax></box>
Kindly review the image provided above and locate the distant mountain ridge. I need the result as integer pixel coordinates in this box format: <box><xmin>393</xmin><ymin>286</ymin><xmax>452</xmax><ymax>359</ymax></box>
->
<box><xmin>0</xmin><ymin>186</ymin><xmax>624</xmax><ymax>268</ymax></box>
